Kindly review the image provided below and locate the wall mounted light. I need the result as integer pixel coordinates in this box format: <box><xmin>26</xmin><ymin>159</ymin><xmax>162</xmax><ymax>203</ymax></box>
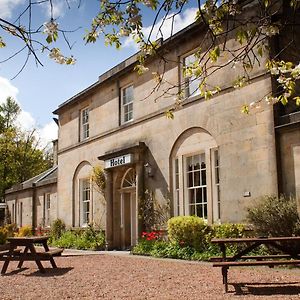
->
<box><xmin>144</xmin><ymin>163</ymin><xmax>154</xmax><ymax>177</ymax></box>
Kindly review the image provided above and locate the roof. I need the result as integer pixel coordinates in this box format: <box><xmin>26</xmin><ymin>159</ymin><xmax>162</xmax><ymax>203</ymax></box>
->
<box><xmin>5</xmin><ymin>166</ymin><xmax>58</xmax><ymax>194</ymax></box>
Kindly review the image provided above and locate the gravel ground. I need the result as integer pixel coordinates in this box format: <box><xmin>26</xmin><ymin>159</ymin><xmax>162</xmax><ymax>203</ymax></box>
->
<box><xmin>1</xmin><ymin>254</ymin><xmax>300</xmax><ymax>299</ymax></box>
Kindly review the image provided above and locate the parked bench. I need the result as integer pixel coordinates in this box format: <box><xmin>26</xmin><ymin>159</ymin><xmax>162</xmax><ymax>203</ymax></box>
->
<box><xmin>1</xmin><ymin>237</ymin><xmax>64</xmax><ymax>274</ymax></box>
<box><xmin>212</xmin><ymin>259</ymin><xmax>300</xmax><ymax>292</ymax></box>
<box><xmin>210</xmin><ymin>237</ymin><xmax>300</xmax><ymax>292</ymax></box>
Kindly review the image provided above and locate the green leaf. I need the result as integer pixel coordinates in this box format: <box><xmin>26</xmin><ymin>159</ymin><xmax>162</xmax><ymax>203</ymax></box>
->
<box><xmin>46</xmin><ymin>35</ymin><xmax>53</xmax><ymax>44</ymax></box>
<box><xmin>264</xmin><ymin>0</ymin><xmax>270</xmax><ymax>7</ymax></box>
<box><xmin>165</xmin><ymin>110</ymin><xmax>174</xmax><ymax>119</ymax></box>
<box><xmin>209</xmin><ymin>46</ymin><xmax>220</xmax><ymax>63</ymax></box>
<box><xmin>294</xmin><ymin>96</ymin><xmax>300</xmax><ymax>106</ymax></box>
<box><xmin>0</xmin><ymin>37</ymin><xmax>5</xmax><ymax>48</ymax></box>
<box><xmin>241</xmin><ymin>104</ymin><xmax>249</xmax><ymax>114</ymax></box>
<box><xmin>279</xmin><ymin>95</ymin><xmax>288</xmax><ymax>105</ymax></box>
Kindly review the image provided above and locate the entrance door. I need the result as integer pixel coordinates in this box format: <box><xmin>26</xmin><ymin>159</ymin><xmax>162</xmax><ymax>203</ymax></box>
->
<box><xmin>120</xmin><ymin>168</ymin><xmax>137</xmax><ymax>249</ymax></box>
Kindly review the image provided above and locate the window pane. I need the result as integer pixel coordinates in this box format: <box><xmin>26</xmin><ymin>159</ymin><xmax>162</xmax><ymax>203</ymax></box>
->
<box><xmin>194</xmin><ymin>155</ymin><xmax>200</xmax><ymax>170</ymax></box>
<box><xmin>186</xmin><ymin>156</ymin><xmax>193</xmax><ymax>171</ymax></box>
<box><xmin>201</xmin><ymin>170</ymin><xmax>206</xmax><ymax>186</ymax></box>
<box><xmin>196</xmin><ymin>205</ymin><xmax>202</xmax><ymax>217</ymax></box>
<box><xmin>195</xmin><ymin>188</ymin><xmax>202</xmax><ymax>204</ymax></box>
<box><xmin>188</xmin><ymin>172</ymin><xmax>193</xmax><ymax>187</ymax></box>
<box><xmin>190</xmin><ymin>205</ymin><xmax>195</xmax><ymax>216</ymax></box>
<box><xmin>189</xmin><ymin>189</ymin><xmax>195</xmax><ymax>204</ymax></box>
<box><xmin>194</xmin><ymin>171</ymin><xmax>200</xmax><ymax>187</ymax></box>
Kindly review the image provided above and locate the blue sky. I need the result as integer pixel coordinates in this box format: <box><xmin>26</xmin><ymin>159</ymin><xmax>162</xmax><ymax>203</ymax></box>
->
<box><xmin>0</xmin><ymin>0</ymin><xmax>197</xmax><ymax>147</ymax></box>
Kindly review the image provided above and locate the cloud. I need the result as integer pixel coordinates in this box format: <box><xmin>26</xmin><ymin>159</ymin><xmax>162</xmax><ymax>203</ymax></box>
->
<box><xmin>38</xmin><ymin>121</ymin><xmax>58</xmax><ymax>149</ymax></box>
<box><xmin>41</xmin><ymin>0</ymin><xmax>77</xmax><ymax>19</ymax></box>
<box><xmin>124</xmin><ymin>7</ymin><xmax>198</xmax><ymax>49</ymax></box>
<box><xmin>0</xmin><ymin>0</ymin><xmax>23</xmax><ymax>19</ymax></box>
<box><xmin>0</xmin><ymin>76</ymin><xmax>19</xmax><ymax>101</ymax></box>
<box><xmin>0</xmin><ymin>76</ymin><xmax>57</xmax><ymax>148</ymax></box>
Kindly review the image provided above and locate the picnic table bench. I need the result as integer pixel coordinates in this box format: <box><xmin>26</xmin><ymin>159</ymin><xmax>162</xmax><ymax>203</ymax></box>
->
<box><xmin>0</xmin><ymin>236</ymin><xmax>63</xmax><ymax>275</ymax></box>
<box><xmin>210</xmin><ymin>236</ymin><xmax>300</xmax><ymax>292</ymax></box>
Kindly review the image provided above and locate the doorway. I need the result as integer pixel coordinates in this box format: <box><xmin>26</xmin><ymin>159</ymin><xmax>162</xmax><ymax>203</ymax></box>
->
<box><xmin>120</xmin><ymin>168</ymin><xmax>137</xmax><ymax>249</ymax></box>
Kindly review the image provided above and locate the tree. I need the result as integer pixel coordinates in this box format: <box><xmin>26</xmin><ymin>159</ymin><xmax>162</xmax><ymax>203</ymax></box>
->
<box><xmin>0</xmin><ymin>97</ymin><xmax>52</xmax><ymax>201</ymax></box>
<box><xmin>0</xmin><ymin>0</ymin><xmax>300</xmax><ymax>112</ymax></box>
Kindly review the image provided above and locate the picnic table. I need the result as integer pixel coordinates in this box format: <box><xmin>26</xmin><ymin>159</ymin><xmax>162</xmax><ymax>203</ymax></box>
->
<box><xmin>210</xmin><ymin>236</ymin><xmax>300</xmax><ymax>292</ymax></box>
<box><xmin>0</xmin><ymin>236</ymin><xmax>63</xmax><ymax>275</ymax></box>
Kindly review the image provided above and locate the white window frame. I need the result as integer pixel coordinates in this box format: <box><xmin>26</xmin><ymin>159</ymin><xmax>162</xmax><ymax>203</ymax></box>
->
<box><xmin>80</xmin><ymin>179</ymin><xmax>91</xmax><ymax>226</ymax></box>
<box><xmin>184</xmin><ymin>153</ymin><xmax>208</xmax><ymax>219</ymax></box>
<box><xmin>173</xmin><ymin>147</ymin><xmax>220</xmax><ymax>223</ymax></box>
<box><xmin>81</xmin><ymin>107</ymin><xmax>89</xmax><ymax>140</ymax></box>
<box><xmin>173</xmin><ymin>158</ymin><xmax>180</xmax><ymax>216</ymax></box>
<box><xmin>44</xmin><ymin>193</ymin><xmax>51</xmax><ymax>227</ymax></box>
<box><xmin>121</xmin><ymin>85</ymin><xmax>134</xmax><ymax>124</ymax></box>
<box><xmin>182</xmin><ymin>51</ymin><xmax>201</xmax><ymax>99</ymax></box>
<box><xmin>211</xmin><ymin>148</ymin><xmax>221</xmax><ymax>222</ymax></box>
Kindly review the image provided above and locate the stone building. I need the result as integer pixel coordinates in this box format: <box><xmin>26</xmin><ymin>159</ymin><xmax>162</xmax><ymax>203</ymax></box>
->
<box><xmin>4</xmin><ymin>141</ymin><xmax>58</xmax><ymax>229</ymax></box>
<box><xmin>5</xmin><ymin>6</ymin><xmax>300</xmax><ymax>249</ymax></box>
<box><xmin>52</xmin><ymin>18</ymin><xmax>299</xmax><ymax>249</ymax></box>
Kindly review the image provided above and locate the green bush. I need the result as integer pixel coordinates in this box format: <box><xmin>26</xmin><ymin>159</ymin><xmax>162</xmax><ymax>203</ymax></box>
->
<box><xmin>167</xmin><ymin>216</ymin><xmax>209</xmax><ymax>251</ymax></box>
<box><xmin>17</xmin><ymin>225</ymin><xmax>32</xmax><ymax>237</ymax></box>
<box><xmin>248</xmin><ymin>195</ymin><xmax>300</xmax><ymax>254</ymax></box>
<box><xmin>247</xmin><ymin>195</ymin><xmax>300</xmax><ymax>237</ymax></box>
<box><xmin>0</xmin><ymin>227</ymin><xmax>8</xmax><ymax>244</ymax></box>
<box><xmin>4</xmin><ymin>224</ymin><xmax>17</xmax><ymax>237</ymax></box>
<box><xmin>50</xmin><ymin>219</ymin><xmax>66</xmax><ymax>240</ymax></box>
<box><xmin>51</xmin><ymin>225</ymin><xmax>105</xmax><ymax>250</ymax></box>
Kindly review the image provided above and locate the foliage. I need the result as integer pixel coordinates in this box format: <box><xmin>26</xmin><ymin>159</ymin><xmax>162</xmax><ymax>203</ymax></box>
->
<box><xmin>50</xmin><ymin>225</ymin><xmax>105</xmax><ymax>250</ymax></box>
<box><xmin>3</xmin><ymin>224</ymin><xmax>17</xmax><ymax>237</ymax></box>
<box><xmin>0</xmin><ymin>98</ymin><xmax>52</xmax><ymax>200</ymax></box>
<box><xmin>132</xmin><ymin>221</ymin><xmax>253</xmax><ymax>260</ymax></box>
<box><xmin>167</xmin><ymin>216</ymin><xmax>209</xmax><ymax>251</ymax></box>
<box><xmin>17</xmin><ymin>225</ymin><xmax>33</xmax><ymax>237</ymax></box>
<box><xmin>247</xmin><ymin>195</ymin><xmax>300</xmax><ymax>237</ymax></box>
<box><xmin>0</xmin><ymin>1</ymin><xmax>299</xmax><ymax>113</ymax></box>
<box><xmin>248</xmin><ymin>195</ymin><xmax>300</xmax><ymax>254</ymax></box>
<box><xmin>139</xmin><ymin>190</ymin><xmax>170</xmax><ymax>231</ymax></box>
<box><xmin>0</xmin><ymin>227</ymin><xmax>8</xmax><ymax>245</ymax></box>
<box><xmin>90</xmin><ymin>165</ymin><xmax>106</xmax><ymax>195</ymax></box>
<box><xmin>50</xmin><ymin>219</ymin><xmax>66</xmax><ymax>240</ymax></box>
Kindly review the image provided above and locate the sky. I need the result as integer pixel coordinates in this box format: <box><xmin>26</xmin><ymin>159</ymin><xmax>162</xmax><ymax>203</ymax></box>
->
<box><xmin>0</xmin><ymin>0</ymin><xmax>198</xmax><ymax>148</ymax></box>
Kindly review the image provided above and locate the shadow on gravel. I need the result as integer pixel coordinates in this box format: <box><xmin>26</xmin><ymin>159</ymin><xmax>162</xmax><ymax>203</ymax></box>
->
<box><xmin>231</xmin><ymin>282</ymin><xmax>300</xmax><ymax>296</ymax></box>
<box><xmin>1</xmin><ymin>267</ymin><xmax>29</xmax><ymax>276</ymax></box>
<box><xmin>24</xmin><ymin>267</ymin><xmax>73</xmax><ymax>277</ymax></box>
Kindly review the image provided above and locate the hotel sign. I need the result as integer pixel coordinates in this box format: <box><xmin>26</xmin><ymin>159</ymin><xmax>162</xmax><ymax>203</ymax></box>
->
<box><xmin>105</xmin><ymin>154</ymin><xmax>132</xmax><ymax>169</ymax></box>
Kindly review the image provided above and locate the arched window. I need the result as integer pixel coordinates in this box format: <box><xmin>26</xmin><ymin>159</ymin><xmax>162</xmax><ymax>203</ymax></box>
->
<box><xmin>121</xmin><ymin>168</ymin><xmax>136</xmax><ymax>189</ymax></box>
<box><xmin>171</xmin><ymin>128</ymin><xmax>220</xmax><ymax>223</ymax></box>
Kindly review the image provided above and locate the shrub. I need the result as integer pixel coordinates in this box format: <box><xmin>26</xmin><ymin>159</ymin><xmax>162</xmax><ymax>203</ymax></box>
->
<box><xmin>0</xmin><ymin>227</ymin><xmax>8</xmax><ymax>244</ymax></box>
<box><xmin>167</xmin><ymin>216</ymin><xmax>209</xmax><ymax>251</ymax></box>
<box><xmin>247</xmin><ymin>195</ymin><xmax>300</xmax><ymax>237</ymax></box>
<box><xmin>17</xmin><ymin>225</ymin><xmax>32</xmax><ymax>237</ymax></box>
<box><xmin>248</xmin><ymin>195</ymin><xmax>300</xmax><ymax>253</ymax></box>
<box><xmin>50</xmin><ymin>225</ymin><xmax>105</xmax><ymax>250</ymax></box>
<box><xmin>50</xmin><ymin>219</ymin><xmax>66</xmax><ymax>240</ymax></box>
<box><xmin>4</xmin><ymin>224</ymin><xmax>17</xmax><ymax>237</ymax></box>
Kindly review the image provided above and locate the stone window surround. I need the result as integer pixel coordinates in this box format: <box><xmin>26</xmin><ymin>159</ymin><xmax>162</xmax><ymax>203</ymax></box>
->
<box><xmin>121</xmin><ymin>84</ymin><xmax>134</xmax><ymax>125</ymax></box>
<box><xmin>80</xmin><ymin>106</ymin><xmax>90</xmax><ymax>141</ymax></box>
<box><xmin>173</xmin><ymin>147</ymin><xmax>220</xmax><ymax>222</ymax></box>
<box><xmin>181</xmin><ymin>48</ymin><xmax>202</xmax><ymax>99</ymax></box>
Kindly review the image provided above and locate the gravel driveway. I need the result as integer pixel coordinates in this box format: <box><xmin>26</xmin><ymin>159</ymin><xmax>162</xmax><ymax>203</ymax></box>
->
<box><xmin>1</xmin><ymin>254</ymin><xmax>300</xmax><ymax>299</ymax></box>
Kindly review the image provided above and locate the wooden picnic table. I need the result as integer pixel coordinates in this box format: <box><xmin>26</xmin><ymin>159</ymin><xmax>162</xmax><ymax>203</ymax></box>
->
<box><xmin>210</xmin><ymin>236</ymin><xmax>300</xmax><ymax>292</ymax></box>
<box><xmin>0</xmin><ymin>236</ymin><xmax>63</xmax><ymax>275</ymax></box>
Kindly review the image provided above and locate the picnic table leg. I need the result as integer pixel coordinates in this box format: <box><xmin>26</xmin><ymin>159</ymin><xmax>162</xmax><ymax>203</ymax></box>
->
<box><xmin>17</xmin><ymin>246</ymin><xmax>29</xmax><ymax>268</ymax></box>
<box><xmin>41</xmin><ymin>241</ymin><xmax>57</xmax><ymax>269</ymax></box>
<box><xmin>1</xmin><ymin>244</ymin><xmax>15</xmax><ymax>275</ymax></box>
<box><xmin>221</xmin><ymin>266</ymin><xmax>229</xmax><ymax>293</ymax></box>
<box><xmin>28</xmin><ymin>244</ymin><xmax>45</xmax><ymax>273</ymax></box>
